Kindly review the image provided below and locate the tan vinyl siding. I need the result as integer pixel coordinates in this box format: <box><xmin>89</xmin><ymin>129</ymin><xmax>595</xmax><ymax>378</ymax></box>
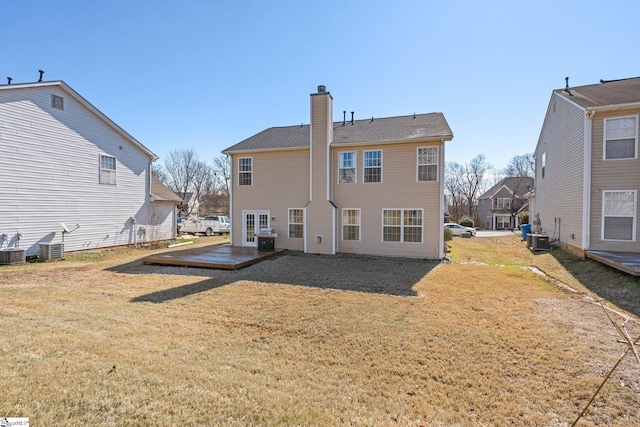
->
<box><xmin>534</xmin><ymin>93</ymin><xmax>585</xmax><ymax>249</ymax></box>
<box><xmin>333</xmin><ymin>141</ymin><xmax>443</xmax><ymax>258</ymax></box>
<box><xmin>307</xmin><ymin>92</ymin><xmax>335</xmax><ymax>254</ymax></box>
<box><xmin>229</xmin><ymin>149</ymin><xmax>309</xmax><ymax>251</ymax></box>
<box><xmin>589</xmin><ymin>109</ymin><xmax>640</xmax><ymax>251</ymax></box>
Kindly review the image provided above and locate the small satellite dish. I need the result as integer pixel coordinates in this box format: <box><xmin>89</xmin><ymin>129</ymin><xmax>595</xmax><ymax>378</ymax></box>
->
<box><xmin>61</xmin><ymin>222</ymin><xmax>70</xmax><ymax>233</ymax></box>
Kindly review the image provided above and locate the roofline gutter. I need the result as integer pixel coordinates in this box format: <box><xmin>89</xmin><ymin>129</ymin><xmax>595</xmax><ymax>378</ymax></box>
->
<box><xmin>586</xmin><ymin>101</ymin><xmax>640</xmax><ymax>113</ymax></box>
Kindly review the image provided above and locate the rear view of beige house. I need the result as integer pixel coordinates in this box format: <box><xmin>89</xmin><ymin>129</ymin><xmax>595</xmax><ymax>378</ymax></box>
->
<box><xmin>222</xmin><ymin>85</ymin><xmax>454</xmax><ymax>259</ymax></box>
<box><xmin>530</xmin><ymin>77</ymin><xmax>640</xmax><ymax>274</ymax></box>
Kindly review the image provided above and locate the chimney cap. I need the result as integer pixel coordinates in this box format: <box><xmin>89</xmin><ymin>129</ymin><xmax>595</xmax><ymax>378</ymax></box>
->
<box><xmin>317</xmin><ymin>85</ymin><xmax>326</xmax><ymax>93</ymax></box>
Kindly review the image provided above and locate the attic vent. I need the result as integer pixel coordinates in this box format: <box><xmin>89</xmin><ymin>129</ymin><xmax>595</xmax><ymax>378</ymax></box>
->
<box><xmin>51</xmin><ymin>94</ymin><xmax>64</xmax><ymax>110</ymax></box>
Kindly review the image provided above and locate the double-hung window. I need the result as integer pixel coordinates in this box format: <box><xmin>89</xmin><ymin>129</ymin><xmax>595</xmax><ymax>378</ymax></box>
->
<box><xmin>338</xmin><ymin>152</ymin><xmax>356</xmax><ymax>183</ymax></box>
<box><xmin>342</xmin><ymin>209</ymin><xmax>360</xmax><ymax>241</ymax></box>
<box><xmin>238</xmin><ymin>157</ymin><xmax>252</xmax><ymax>186</ymax></box>
<box><xmin>100</xmin><ymin>154</ymin><xmax>116</xmax><ymax>185</ymax></box>
<box><xmin>363</xmin><ymin>150</ymin><xmax>382</xmax><ymax>183</ymax></box>
<box><xmin>496</xmin><ymin>198</ymin><xmax>511</xmax><ymax>210</ymax></box>
<box><xmin>288</xmin><ymin>209</ymin><xmax>304</xmax><ymax>238</ymax></box>
<box><xmin>417</xmin><ymin>147</ymin><xmax>438</xmax><ymax>181</ymax></box>
<box><xmin>602</xmin><ymin>190</ymin><xmax>636</xmax><ymax>241</ymax></box>
<box><xmin>382</xmin><ymin>209</ymin><xmax>423</xmax><ymax>243</ymax></box>
<box><xmin>604</xmin><ymin>116</ymin><xmax>637</xmax><ymax>160</ymax></box>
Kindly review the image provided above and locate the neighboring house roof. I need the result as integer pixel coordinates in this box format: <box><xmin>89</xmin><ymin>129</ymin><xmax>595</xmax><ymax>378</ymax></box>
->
<box><xmin>223</xmin><ymin>113</ymin><xmax>453</xmax><ymax>153</ymax></box>
<box><xmin>178</xmin><ymin>192</ymin><xmax>195</xmax><ymax>203</ymax></box>
<box><xmin>151</xmin><ymin>176</ymin><xmax>183</xmax><ymax>203</ymax></box>
<box><xmin>555</xmin><ymin>77</ymin><xmax>640</xmax><ymax>109</ymax></box>
<box><xmin>479</xmin><ymin>177</ymin><xmax>534</xmax><ymax>200</ymax></box>
<box><xmin>0</xmin><ymin>80</ymin><xmax>158</xmax><ymax>160</ymax></box>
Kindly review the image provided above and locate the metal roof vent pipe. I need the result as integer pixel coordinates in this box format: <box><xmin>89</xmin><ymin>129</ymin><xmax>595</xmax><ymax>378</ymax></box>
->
<box><xmin>317</xmin><ymin>85</ymin><xmax>326</xmax><ymax>93</ymax></box>
<box><xmin>6</xmin><ymin>77</ymin><xmax>12</xmax><ymax>84</ymax></box>
<box><xmin>38</xmin><ymin>70</ymin><xmax>44</xmax><ymax>82</ymax></box>
<box><xmin>343</xmin><ymin>111</ymin><xmax>346</xmax><ymax>126</ymax></box>
<box><xmin>351</xmin><ymin>111</ymin><xmax>354</xmax><ymax>124</ymax></box>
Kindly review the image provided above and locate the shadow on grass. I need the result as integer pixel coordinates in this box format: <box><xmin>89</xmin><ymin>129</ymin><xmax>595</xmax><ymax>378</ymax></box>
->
<box><xmin>108</xmin><ymin>252</ymin><xmax>439</xmax><ymax>303</ymax></box>
<box><xmin>549</xmin><ymin>249</ymin><xmax>640</xmax><ymax>317</ymax></box>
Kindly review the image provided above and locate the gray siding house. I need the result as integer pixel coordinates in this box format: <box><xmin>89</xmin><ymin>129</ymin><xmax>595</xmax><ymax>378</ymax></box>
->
<box><xmin>531</xmin><ymin>77</ymin><xmax>640</xmax><ymax>274</ymax></box>
<box><xmin>478</xmin><ymin>177</ymin><xmax>534</xmax><ymax>230</ymax></box>
<box><xmin>0</xmin><ymin>79</ymin><xmax>177</xmax><ymax>256</ymax></box>
<box><xmin>222</xmin><ymin>85</ymin><xmax>454</xmax><ymax>259</ymax></box>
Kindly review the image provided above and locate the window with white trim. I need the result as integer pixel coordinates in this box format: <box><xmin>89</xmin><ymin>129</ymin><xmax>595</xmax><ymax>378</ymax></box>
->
<box><xmin>99</xmin><ymin>154</ymin><xmax>116</xmax><ymax>185</ymax></box>
<box><xmin>602</xmin><ymin>190</ymin><xmax>636</xmax><ymax>241</ymax></box>
<box><xmin>497</xmin><ymin>216</ymin><xmax>510</xmax><ymax>229</ymax></box>
<box><xmin>238</xmin><ymin>157</ymin><xmax>252</xmax><ymax>186</ymax></box>
<box><xmin>417</xmin><ymin>147</ymin><xmax>438</xmax><ymax>181</ymax></box>
<box><xmin>382</xmin><ymin>209</ymin><xmax>423</xmax><ymax>243</ymax></box>
<box><xmin>288</xmin><ymin>209</ymin><xmax>304</xmax><ymax>238</ymax></box>
<box><xmin>541</xmin><ymin>152</ymin><xmax>546</xmax><ymax>179</ymax></box>
<box><xmin>342</xmin><ymin>209</ymin><xmax>360</xmax><ymax>241</ymax></box>
<box><xmin>604</xmin><ymin>116</ymin><xmax>637</xmax><ymax>160</ymax></box>
<box><xmin>363</xmin><ymin>150</ymin><xmax>382</xmax><ymax>183</ymax></box>
<box><xmin>338</xmin><ymin>152</ymin><xmax>356</xmax><ymax>183</ymax></box>
<box><xmin>496</xmin><ymin>198</ymin><xmax>511</xmax><ymax>209</ymax></box>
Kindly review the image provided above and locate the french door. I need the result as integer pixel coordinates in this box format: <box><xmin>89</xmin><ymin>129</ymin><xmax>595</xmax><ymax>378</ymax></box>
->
<box><xmin>242</xmin><ymin>210</ymin><xmax>270</xmax><ymax>247</ymax></box>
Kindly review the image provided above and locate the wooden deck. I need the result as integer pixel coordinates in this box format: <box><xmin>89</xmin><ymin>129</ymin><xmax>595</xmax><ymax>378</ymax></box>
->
<box><xmin>586</xmin><ymin>250</ymin><xmax>640</xmax><ymax>276</ymax></box>
<box><xmin>141</xmin><ymin>244</ymin><xmax>285</xmax><ymax>270</ymax></box>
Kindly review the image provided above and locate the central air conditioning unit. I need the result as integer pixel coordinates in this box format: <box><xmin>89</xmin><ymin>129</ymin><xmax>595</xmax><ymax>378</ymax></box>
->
<box><xmin>0</xmin><ymin>249</ymin><xmax>26</xmax><ymax>265</ymax></box>
<box><xmin>39</xmin><ymin>242</ymin><xmax>64</xmax><ymax>261</ymax></box>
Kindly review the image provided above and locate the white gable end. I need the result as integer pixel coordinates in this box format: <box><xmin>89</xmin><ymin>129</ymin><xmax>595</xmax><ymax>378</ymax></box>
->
<box><xmin>0</xmin><ymin>82</ymin><xmax>158</xmax><ymax>256</ymax></box>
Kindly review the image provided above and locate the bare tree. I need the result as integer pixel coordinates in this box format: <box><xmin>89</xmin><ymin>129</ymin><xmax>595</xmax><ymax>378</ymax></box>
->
<box><xmin>462</xmin><ymin>154</ymin><xmax>492</xmax><ymax>218</ymax></box>
<box><xmin>152</xmin><ymin>163</ymin><xmax>168</xmax><ymax>183</ymax></box>
<box><xmin>199</xmin><ymin>155</ymin><xmax>231</xmax><ymax>216</ymax></box>
<box><xmin>504</xmin><ymin>153</ymin><xmax>534</xmax><ymax>178</ymax></box>
<box><xmin>445</xmin><ymin>154</ymin><xmax>493</xmax><ymax>221</ymax></box>
<box><xmin>163</xmin><ymin>148</ymin><xmax>213</xmax><ymax>217</ymax></box>
<box><xmin>502</xmin><ymin>153</ymin><xmax>535</xmax><ymax>227</ymax></box>
<box><xmin>445</xmin><ymin>162</ymin><xmax>468</xmax><ymax>221</ymax></box>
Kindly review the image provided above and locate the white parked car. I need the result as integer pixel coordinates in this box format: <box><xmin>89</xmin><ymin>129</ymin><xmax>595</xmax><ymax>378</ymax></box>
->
<box><xmin>444</xmin><ymin>223</ymin><xmax>476</xmax><ymax>237</ymax></box>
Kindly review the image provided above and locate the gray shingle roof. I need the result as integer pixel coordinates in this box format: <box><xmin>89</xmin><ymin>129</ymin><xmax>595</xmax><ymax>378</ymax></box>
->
<box><xmin>555</xmin><ymin>77</ymin><xmax>640</xmax><ymax>109</ymax></box>
<box><xmin>223</xmin><ymin>113</ymin><xmax>452</xmax><ymax>153</ymax></box>
<box><xmin>151</xmin><ymin>176</ymin><xmax>183</xmax><ymax>203</ymax></box>
<box><xmin>479</xmin><ymin>177</ymin><xmax>534</xmax><ymax>200</ymax></box>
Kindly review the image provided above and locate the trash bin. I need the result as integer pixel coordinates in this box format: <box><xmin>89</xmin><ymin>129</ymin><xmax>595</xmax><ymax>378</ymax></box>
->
<box><xmin>521</xmin><ymin>224</ymin><xmax>532</xmax><ymax>240</ymax></box>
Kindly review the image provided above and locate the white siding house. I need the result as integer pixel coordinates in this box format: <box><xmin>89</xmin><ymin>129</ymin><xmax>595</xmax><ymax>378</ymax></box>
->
<box><xmin>0</xmin><ymin>80</ymin><xmax>162</xmax><ymax>256</ymax></box>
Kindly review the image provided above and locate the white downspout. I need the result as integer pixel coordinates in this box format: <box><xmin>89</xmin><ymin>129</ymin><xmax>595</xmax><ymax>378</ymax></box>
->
<box><xmin>582</xmin><ymin>110</ymin><xmax>594</xmax><ymax>251</ymax></box>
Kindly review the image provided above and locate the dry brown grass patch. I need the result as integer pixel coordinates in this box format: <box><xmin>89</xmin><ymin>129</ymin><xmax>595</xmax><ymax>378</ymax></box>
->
<box><xmin>1</xmin><ymin>235</ymin><xmax>640</xmax><ymax>425</ymax></box>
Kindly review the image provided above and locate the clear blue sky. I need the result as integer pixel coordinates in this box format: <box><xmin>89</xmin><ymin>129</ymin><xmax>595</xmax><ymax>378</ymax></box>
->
<box><xmin>3</xmin><ymin>0</ymin><xmax>639</xmax><ymax>170</ymax></box>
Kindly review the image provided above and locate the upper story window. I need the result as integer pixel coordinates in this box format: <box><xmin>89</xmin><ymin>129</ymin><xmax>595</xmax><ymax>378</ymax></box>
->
<box><xmin>496</xmin><ymin>198</ymin><xmax>511</xmax><ymax>209</ymax></box>
<box><xmin>99</xmin><ymin>154</ymin><xmax>116</xmax><ymax>185</ymax></box>
<box><xmin>363</xmin><ymin>150</ymin><xmax>382</xmax><ymax>183</ymax></box>
<box><xmin>602</xmin><ymin>190</ymin><xmax>636</xmax><ymax>241</ymax></box>
<box><xmin>51</xmin><ymin>94</ymin><xmax>64</xmax><ymax>110</ymax></box>
<box><xmin>604</xmin><ymin>116</ymin><xmax>637</xmax><ymax>160</ymax></box>
<box><xmin>541</xmin><ymin>152</ymin><xmax>546</xmax><ymax>179</ymax></box>
<box><xmin>417</xmin><ymin>147</ymin><xmax>438</xmax><ymax>181</ymax></box>
<box><xmin>238</xmin><ymin>157</ymin><xmax>252</xmax><ymax>186</ymax></box>
<box><xmin>338</xmin><ymin>152</ymin><xmax>356</xmax><ymax>183</ymax></box>
<box><xmin>288</xmin><ymin>209</ymin><xmax>304</xmax><ymax>239</ymax></box>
